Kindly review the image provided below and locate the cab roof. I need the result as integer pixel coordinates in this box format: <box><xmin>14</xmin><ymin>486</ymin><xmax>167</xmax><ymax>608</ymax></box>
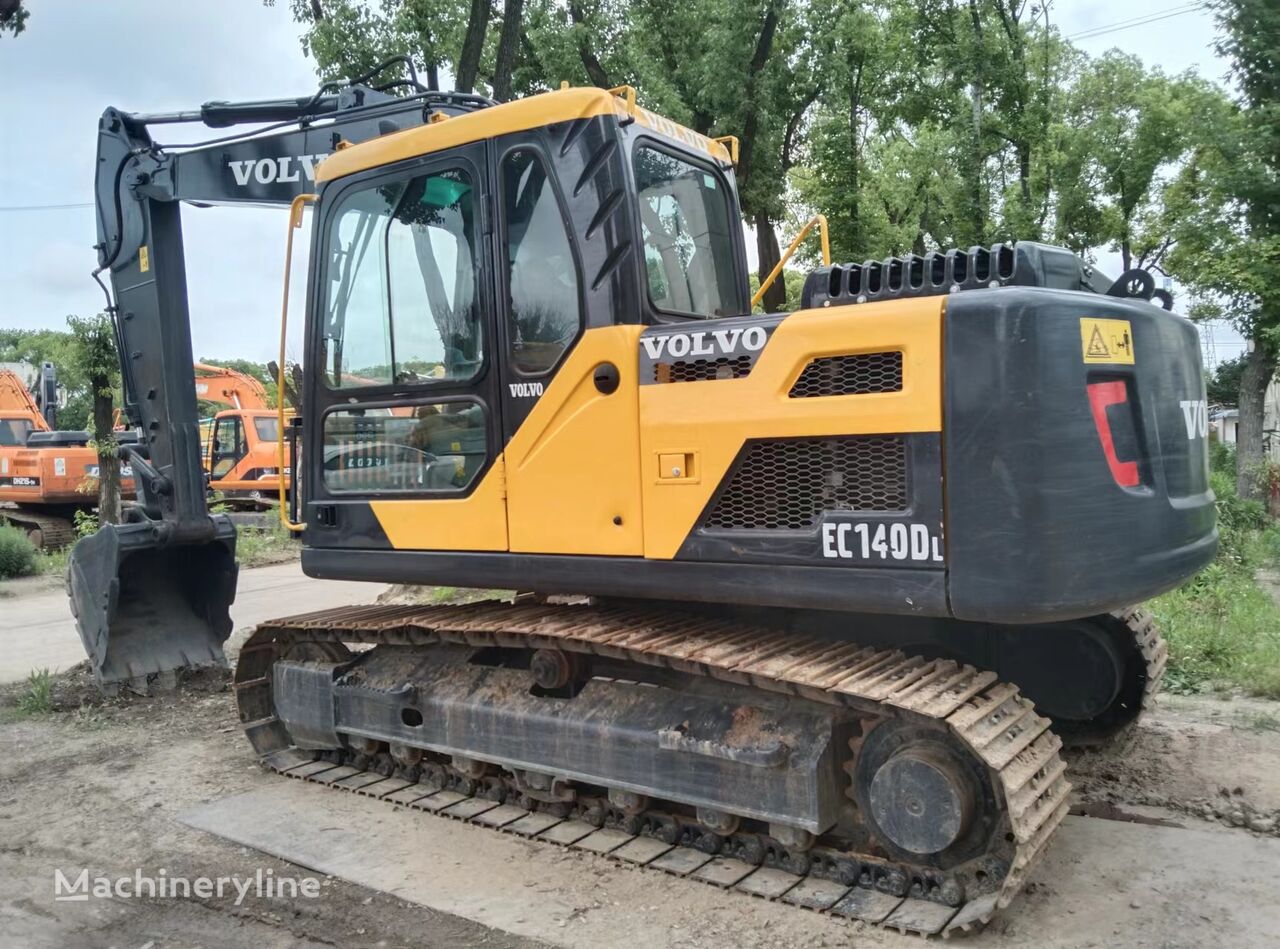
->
<box><xmin>316</xmin><ymin>86</ymin><xmax>733</xmax><ymax>184</ymax></box>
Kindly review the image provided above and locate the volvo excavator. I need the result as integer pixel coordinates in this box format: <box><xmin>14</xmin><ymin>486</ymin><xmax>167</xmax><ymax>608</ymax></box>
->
<box><xmin>68</xmin><ymin>61</ymin><xmax>1215</xmax><ymax>936</ymax></box>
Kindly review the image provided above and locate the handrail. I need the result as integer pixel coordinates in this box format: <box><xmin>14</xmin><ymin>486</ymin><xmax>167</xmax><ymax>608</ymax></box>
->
<box><xmin>607</xmin><ymin>85</ymin><xmax>637</xmax><ymax>117</ymax></box>
<box><xmin>277</xmin><ymin>192</ymin><xmax>315</xmax><ymax>533</ymax></box>
<box><xmin>750</xmin><ymin>214</ymin><xmax>831</xmax><ymax>310</ymax></box>
<box><xmin>712</xmin><ymin>135</ymin><xmax>740</xmax><ymax>165</ymax></box>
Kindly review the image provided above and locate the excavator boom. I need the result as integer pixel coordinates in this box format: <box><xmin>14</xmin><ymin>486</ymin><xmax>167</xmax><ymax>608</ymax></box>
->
<box><xmin>70</xmin><ymin>62</ymin><xmax>491</xmax><ymax>689</ymax></box>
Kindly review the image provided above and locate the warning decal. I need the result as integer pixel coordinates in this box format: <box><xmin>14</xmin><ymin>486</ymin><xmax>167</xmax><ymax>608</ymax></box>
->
<box><xmin>1080</xmin><ymin>317</ymin><xmax>1135</xmax><ymax>365</ymax></box>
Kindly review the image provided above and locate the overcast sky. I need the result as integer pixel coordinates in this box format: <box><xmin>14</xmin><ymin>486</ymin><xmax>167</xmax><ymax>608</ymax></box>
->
<box><xmin>0</xmin><ymin>0</ymin><xmax>1240</xmax><ymax>365</ymax></box>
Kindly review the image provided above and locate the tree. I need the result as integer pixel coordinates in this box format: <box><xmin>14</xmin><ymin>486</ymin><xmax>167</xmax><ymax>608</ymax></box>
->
<box><xmin>67</xmin><ymin>315</ymin><xmax>122</xmax><ymax>526</ymax></box>
<box><xmin>0</xmin><ymin>0</ymin><xmax>28</xmax><ymax>36</ymax></box>
<box><xmin>1164</xmin><ymin>0</ymin><xmax>1280</xmax><ymax>500</ymax></box>
<box><xmin>1056</xmin><ymin>54</ymin><xmax>1217</xmax><ymax>271</ymax></box>
<box><xmin>0</xmin><ymin>328</ymin><xmax>96</xmax><ymax>426</ymax></box>
<box><xmin>1207</xmin><ymin>355</ymin><xmax>1246</xmax><ymax>407</ymax></box>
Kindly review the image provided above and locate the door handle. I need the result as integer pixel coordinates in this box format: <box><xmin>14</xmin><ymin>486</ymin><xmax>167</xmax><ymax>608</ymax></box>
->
<box><xmin>593</xmin><ymin>362</ymin><xmax>620</xmax><ymax>395</ymax></box>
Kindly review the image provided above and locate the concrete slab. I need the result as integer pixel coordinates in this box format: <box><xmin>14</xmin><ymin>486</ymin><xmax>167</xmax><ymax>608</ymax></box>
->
<box><xmin>179</xmin><ymin>780</ymin><xmax>1280</xmax><ymax>949</ymax></box>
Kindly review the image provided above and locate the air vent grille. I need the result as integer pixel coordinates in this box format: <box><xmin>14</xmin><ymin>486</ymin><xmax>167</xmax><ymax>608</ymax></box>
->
<box><xmin>789</xmin><ymin>352</ymin><xmax>903</xmax><ymax>398</ymax></box>
<box><xmin>653</xmin><ymin>356</ymin><xmax>752</xmax><ymax>384</ymax></box>
<box><xmin>704</xmin><ymin>436</ymin><xmax>908</xmax><ymax>531</ymax></box>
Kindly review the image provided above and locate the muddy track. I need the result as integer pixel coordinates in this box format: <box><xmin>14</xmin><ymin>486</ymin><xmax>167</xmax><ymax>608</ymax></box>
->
<box><xmin>234</xmin><ymin>601</ymin><xmax>1073</xmax><ymax>937</ymax></box>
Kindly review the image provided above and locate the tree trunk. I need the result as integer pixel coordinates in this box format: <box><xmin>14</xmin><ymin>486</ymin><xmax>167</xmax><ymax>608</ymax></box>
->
<box><xmin>91</xmin><ymin>373</ymin><xmax>121</xmax><ymax>526</ymax></box>
<box><xmin>755</xmin><ymin>213</ymin><xmax>786</xmax><ymax>313</ymax></box>
<box><xmin>492</xmin><ymin>0</ymin><xmax>525</xmax><ymax>101</ymax></box>
<box><xmin>1236</xmin><ymin>338</ymin><xmax>1276</xmax><ymax>500</ymax></box>
<box><xmin>456</xmin><ymin>0</ymin><xmax>491</xmax><ymax>94</ymax></box>
<box><xmin>567</xmin><ymin>2</ymin><xmax>610</xmax><ymax>87</ymax></box>
<box><xmin>426</xmin><ymin>62</ymin><xmax>440</xmax><ymax>91</ymax></box>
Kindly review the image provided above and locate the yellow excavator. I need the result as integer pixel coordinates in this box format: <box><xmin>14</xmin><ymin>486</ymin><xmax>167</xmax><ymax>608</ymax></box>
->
<box><xmin>68</xmin><ymin>60</ymin><xmax>1215</xmax><ymax>935</ymax></box>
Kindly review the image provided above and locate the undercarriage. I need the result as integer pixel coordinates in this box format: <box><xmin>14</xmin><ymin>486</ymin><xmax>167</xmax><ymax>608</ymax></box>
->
<box><xmin>233</xmin><ymin>600</ymin><xmax>1108</xmax><ymax>936</ymax></box>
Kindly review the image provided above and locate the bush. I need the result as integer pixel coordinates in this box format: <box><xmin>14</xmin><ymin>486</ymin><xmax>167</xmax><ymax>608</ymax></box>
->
<box><xmin>0</xmin><ymin>525</ymin><xmax>38</xmax><ymax>579</ymax></box>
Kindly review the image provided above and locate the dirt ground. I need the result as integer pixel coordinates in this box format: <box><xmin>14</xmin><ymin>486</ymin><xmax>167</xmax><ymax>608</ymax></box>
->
<box><xmin>3</xmin><ymin>615</ymin><xmax>1280</xmax><ymax>947</ymax></box>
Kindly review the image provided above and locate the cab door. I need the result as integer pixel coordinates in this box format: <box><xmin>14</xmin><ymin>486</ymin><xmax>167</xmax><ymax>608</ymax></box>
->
<box><xmin>209</xmin><ymin>414</ymin><xmax>246</xmax><ymax>483</ymax></box>
<box><xmin>492</xmin><ymin>137</ymin><xmax>645</xmax><ymax>556</ymax></box>
<box><xmin>304</xmin><ymin>142</ymin><xmax>508</xmax><ymax>552</ymax></box>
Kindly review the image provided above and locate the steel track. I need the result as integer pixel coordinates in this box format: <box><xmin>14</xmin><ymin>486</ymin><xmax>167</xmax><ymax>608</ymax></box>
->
<box><xmin>235</xmin><ymin>601</ymin><xmax>1073</xmax><ymax>937</ymax></box>
<box><xmin>0</xmin><ymin>508</ymin><xmax>76</xmax><ymax>549</ymax></box>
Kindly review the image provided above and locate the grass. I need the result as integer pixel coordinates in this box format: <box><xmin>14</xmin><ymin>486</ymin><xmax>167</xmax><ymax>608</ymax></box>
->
<box><xmin>235</xmin><ymin>519</ymin><xmax>300</xmax><ymax>567</ymax></box>
<box><xmin>35</xmin><ymin>546</ymin><xmax>69</xmax><ymax>576</ymax></box>
<box><xmin>1145</xmin><ymin>449</ymin><xmax>1280</xmax><ymax>698</ymax></box>
<box><xmin>17</xmin><ymin>668</ymin><xmax>53</xmax><ymax>716</ymax></box>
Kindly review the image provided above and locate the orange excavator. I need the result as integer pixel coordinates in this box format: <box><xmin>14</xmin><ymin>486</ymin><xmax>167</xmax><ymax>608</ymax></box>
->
<box><xmin>0</xmin><ymin>363</ymin><xmax>135</xmax><ymax>548</ymax></box>
<box><xmin>193</xmin><ymin>362</ymin><xmax>289</xmax><ymax>508</ymax></box>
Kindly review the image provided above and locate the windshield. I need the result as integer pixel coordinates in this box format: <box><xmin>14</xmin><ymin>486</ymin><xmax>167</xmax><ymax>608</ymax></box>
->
<box><xmin>321</xmin><ymin>168</ymin><xmax>482</xmax><ymax>388</ymax></box>
<box><xmin>253</xmin><ymin>416</ymin><xmax>279</xmax><ymax>442</ymax></box>
<box><xmin>0</xmin><ymin>418</ymin><xmax>32</xmax><ymax>446</ymax></box>
<box><xmin>633</xmin><ymin>146</ymin><xmax>740</xmax><ymax>318</ymax></box>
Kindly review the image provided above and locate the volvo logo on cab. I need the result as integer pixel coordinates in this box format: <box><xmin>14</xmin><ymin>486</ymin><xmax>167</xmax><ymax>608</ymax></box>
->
<box><xmin>640</xmin><ymin>326</ymin><xmax>769</xmax><ymax>360</ymax></box>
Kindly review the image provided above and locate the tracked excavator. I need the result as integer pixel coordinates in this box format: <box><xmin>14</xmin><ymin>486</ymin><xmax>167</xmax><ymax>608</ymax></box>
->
<box><xmin>68</xmin><ymin>62</ymin><xmax>1216</xmax><ymax>935</ymax></box>
<box><xmin>0</xmin><ymin>363</ymin><xmax>135</xmax><ymax>547</ymax></box>
<box><xmin>192</xmin><ymin>361</ymin><xmax>290</xmax><ymax>506</ymax></box>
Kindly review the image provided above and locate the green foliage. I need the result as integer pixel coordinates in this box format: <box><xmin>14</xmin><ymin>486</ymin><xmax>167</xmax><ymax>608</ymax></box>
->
<box><xmin>18</xmin><ymin>669</ymin><xmax>53</xmax><ymax>716</ymax></box>
<box><xmin>1148</xmin><ymin>456</ymin><xmax>1280</xmax><ymax>697</ymax></box>
<box><xmin>1207</xmin><ymin>356</ymin><xmax>1247</xmax><ymax>407</ymax></box>
<box><xmin>236</xmin><ymin>520</ymin><xmax>300</xmax><ymax>567</ymax></box>
<box><xmin>72</xmin><ymin>508</ymin><xmax>98</xmax><ymax>540</ymax></box>
<box><xmin>0</xmin><ymin>526</ymin><xmax>38</xmax><ymax>579</ymax></box>
<box><xmin>0</xmin><ymin>328</ymin><xmax>95</xmax><ymax>427</ymax></box>
<box><xmin>0</xmin><ymin>1</ymin><xmax>29</xmax><ymax>38</ymax></box>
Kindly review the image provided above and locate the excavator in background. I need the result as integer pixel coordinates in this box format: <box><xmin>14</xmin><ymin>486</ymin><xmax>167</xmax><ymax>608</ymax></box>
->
<box><xmin>192</xmin><ymin>361</ymin><xmax>289</xmax><ymax>507</ymax></box>
<box><xmin>69</xmin><ymin>63</ymin><xmax>1215</xmax><ymax>935</ymax></box>
<box><xmin>0</xmin><ymin>363</ymin><xmax>135</xmax><ymax>547</ymax></box>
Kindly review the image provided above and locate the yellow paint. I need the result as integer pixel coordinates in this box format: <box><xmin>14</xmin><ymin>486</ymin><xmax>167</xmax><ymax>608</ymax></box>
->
<box><xmin>370</xmin><ymin>456</ymin><xmax>509</xmax><ymax>551</ymax></box>
<box><xmin>640</xmin><ymin>297</ymin><xmax>945</xmax><ymax>559</ymax></box>
<box><xmin>505</xmin><ymin>326</ymin><xmax>646</xmax><ymax>555</ymax></box>
<box><xmin>1080</xmin><ymin>317</ymin><xmax>1136</xmax><ymax>364</ymax></box>
<box><xmin>138</xmin><ymin>246</ymin><xmax>149</xmax><ymax>273</ymax></box>
<box><xmin>278</xmin><ymin>193</ymin><xmax>316</xmax><ymax>532</ymax></box>
<box><xmin>317</xmin><ymin>87</ymin><xmax>731</xmax><ymax>184</ymax></box>
<box><xmin>632</xmin><ymin>104</ymin><xmax>733</xmax><ymax>163</ymax></box>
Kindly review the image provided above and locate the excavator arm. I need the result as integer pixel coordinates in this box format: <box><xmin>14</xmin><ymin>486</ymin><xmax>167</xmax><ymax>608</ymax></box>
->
<box><xmin>70</xmin><ymin>60</ymin><xmax>492</xmax><ymax>690</ymax></box>
<box><xmin>193</xmin><ymin>363</ymin><xmax>272</xmax><ymax>411</ymax></box>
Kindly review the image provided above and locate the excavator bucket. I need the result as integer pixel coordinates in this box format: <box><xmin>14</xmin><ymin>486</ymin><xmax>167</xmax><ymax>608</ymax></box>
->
<box><xmin>67</xmin><ymin>519</ymin><xmax>239</xmax><ymax>692</ymax></box>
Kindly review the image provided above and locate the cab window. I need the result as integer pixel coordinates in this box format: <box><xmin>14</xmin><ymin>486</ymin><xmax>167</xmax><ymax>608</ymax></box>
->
<box><xmin>253</xmin><ymin>416</ymin><xmax>279</xmax><ymax>442</ymax></box>
<box><xmin>322</xmin><ymin>402</ymin><xmax>487</xmax><ymax>493</ymax></box>
<box><xmin>321</xmin><ymin>168</ymin><xmax>482</xmax><ymax>387</ymax></box>
<box><xmin>502</xmin><ymin>149</ymin><xmax>581</xmax><ymax>374</ymax></box>
<box><xmin>0</xmin><ymin>418</ymin><xmax>32</xmax><ymax>446</ymax></box>
<box><xmin>633</xmin><ymin>145</ymin><xmax>739</xmax><ymax>318</ymax></box>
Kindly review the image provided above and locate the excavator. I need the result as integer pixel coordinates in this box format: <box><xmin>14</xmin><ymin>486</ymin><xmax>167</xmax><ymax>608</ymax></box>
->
<box><xmin>0</xmin><ymin>363</ymin><xmax>135</xmax><ymax>547</ymax></box>
<box><xmin>68</xmin><ymin>61</ymin><xmax>1215</xmax><ymax>935</ymax></box>
<box><xmin>192</xmin><ymin>361</ymin><xmax>290</xmax><ymax>506</ymax></box>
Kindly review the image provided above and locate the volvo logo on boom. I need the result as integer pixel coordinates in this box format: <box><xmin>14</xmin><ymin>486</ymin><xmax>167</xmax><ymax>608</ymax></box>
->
<box><xmin>228</xmin><ymin>154</ymin><xmax>329</xmax><ymax>188</ymax></box>
<box><xmin>641</xmin><ymin>326</ymin><xmax>769</xmax><ymax>361</ymax></box>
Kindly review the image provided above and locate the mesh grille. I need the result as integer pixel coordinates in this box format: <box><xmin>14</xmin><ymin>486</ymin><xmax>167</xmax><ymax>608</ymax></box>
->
<box><xmin>704</xmin><ymin>436</ymin><xmax>907</xmax><ymax>531</ymax></box>
<box><xmin>653</xmin><ymin>356</ymin><xmax>752</xmax><ymax>384</ymax></box>
<box><xmin>789</xmin><ymin>352</ymin><xmax>902</xmax><ymax>398</ymax></box>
